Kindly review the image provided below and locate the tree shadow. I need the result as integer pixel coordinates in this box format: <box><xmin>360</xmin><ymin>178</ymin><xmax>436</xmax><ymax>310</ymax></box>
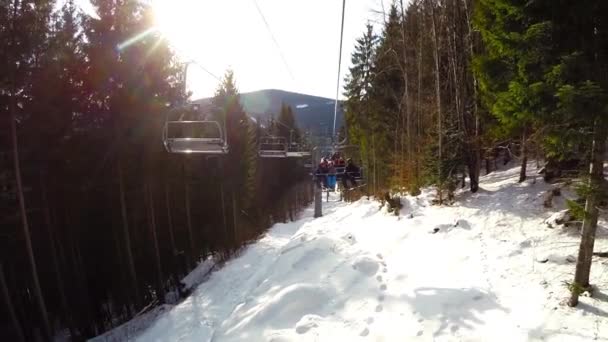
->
<box><xmin>526</xmin><ymin>292</ymin><xmax>608</xmax><ymax>341</ymax></box>
<box><xmin>578</xmin><ymin>301</ymin><xmax>608</xmax><ymax>318</ymax></box>
<box><xmin>528</xmin><ymin>325</ymin><xmax>600</xmax><ymax>341</ymax></box>
<box><xmin>457</xmin><ymin>186</ymin><xmax>545</xmax><ymax>221</ymax></box>
<box><xmin>592</xmin><ymin>289</ymin><xmax>608</xmax><ymax>303</ymax></box>
<box><xmin>399</xmin><ymin>287</ymin><xmax>509</xmax><ymax>337</ymax></box>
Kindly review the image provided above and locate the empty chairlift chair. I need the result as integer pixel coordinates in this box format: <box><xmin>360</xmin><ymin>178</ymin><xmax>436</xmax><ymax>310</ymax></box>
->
<box><xmin>162</xmin><ymin>104</ymin><xmax>228</xmax><ymax>154</ymax></box>
<box><xmin>258</xmin><ymin>136</ymin><xmax>288</xmax><ymax>158</ymax></box>
<box><xmin>286</xmin><ymin>141</ymin><xmax>312</xmax><ymax>158</ymax></box>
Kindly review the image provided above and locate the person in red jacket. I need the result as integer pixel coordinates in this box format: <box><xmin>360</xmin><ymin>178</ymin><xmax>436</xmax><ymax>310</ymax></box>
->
<box><xmin>315</xmin><ymin>158</ymin><xmax>329</xmax><ymax>188</ymax></box>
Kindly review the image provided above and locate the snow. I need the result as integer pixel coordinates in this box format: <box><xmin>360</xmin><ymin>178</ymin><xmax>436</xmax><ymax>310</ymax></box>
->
<box><xmin>181</xmin><ymin>256</ymin><xmax>217</xmax><ymax>291</ymax></box>
<box><xmin>90</xmin><ymin>305</ymin><xmax>174</xmax><ymax>342</ymax></box>
<box><xmin>91</xmin><ymin>257</ymin><xmax>217</xmax><ymax>342</ymax></box>
<box><xmin>95</xmin><ymin>164</ymin><xmax>608</xmax><ymax>342</ymax></box>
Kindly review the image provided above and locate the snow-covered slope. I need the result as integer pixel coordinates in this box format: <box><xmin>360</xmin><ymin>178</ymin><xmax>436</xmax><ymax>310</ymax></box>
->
<box><xmin>95</xmin><ymin>165</ymin><xmax>608</xmax><ymax>342</ymax></box>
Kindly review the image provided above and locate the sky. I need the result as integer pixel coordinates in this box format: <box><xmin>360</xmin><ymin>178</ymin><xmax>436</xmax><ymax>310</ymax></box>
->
<box><xmin>75</xmin><ymin>0</ymin><xmax>394</xmax><ymax>100</ymax></box>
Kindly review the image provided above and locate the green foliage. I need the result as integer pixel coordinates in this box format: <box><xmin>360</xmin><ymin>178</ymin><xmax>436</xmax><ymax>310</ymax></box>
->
<box><xmin>566</xmin><ymin>281</ymin><xmax>591</xmax><ymax>297</ymax></box>
<box><xmin>275</xmin><ymin>102</ymin><xmax>300</xmax><ymax>142</ymax></box>
<box><xmin>213</xmin><ymin>70</ymin><xmax>257</xmax><ymax>206</ymax></box>
<box><xmin>566</xmin><ymin>199</ymin><xmax>586</xmax><ymax>221</ymax></box>
<box><xmin>475</xmin><ymin>0</ymin><xmax>608</xmax><ymax>164</ymax></box>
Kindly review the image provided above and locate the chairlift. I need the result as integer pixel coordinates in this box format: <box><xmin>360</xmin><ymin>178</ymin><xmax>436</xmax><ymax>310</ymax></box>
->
<box><xmin>258</xmin><ymin>136</ymin><xmax>288</xmax><ymax>158</ymax></box>
<box><xmin>286</xmin><ymin>140</ymin><xmax>312</xmax><ymax>158</ymax></box>
<box><xmin>259</xmin><ymin>121</ymin><xmax>312</xmax><ymax>158</ymax></box>
<box><xmin>311</xmin><ymin>141</ymin><xmax>366</xmax><ymax>190</ymax></box>
<box><xmin>162</xmin><ymin>104</ymin><xmax>228</xmax><ymax>155</ymax></box>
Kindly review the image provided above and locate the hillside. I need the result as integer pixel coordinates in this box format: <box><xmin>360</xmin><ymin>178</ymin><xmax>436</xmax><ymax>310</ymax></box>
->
<box><xmin>193</xmin><ymin>89</ymin><xmax>344</xmax><ymax>136</ymax></box>
<box><xmin>93</xmin><ymin>164</ymin><xmax>608</xmax><ymax>341</ymax></box>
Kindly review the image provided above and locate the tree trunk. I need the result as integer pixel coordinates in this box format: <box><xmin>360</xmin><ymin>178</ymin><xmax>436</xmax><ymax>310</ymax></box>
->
<box><xmin>519</xmin><ymin>130</ymin><xmax>527</xmax><ymax>183</ymax></box>
<box><xmin>146</xmin><ymin>184</ymin><xmax>165</xmax><ymax>302</ymax></box>
<box><xmin>400</xmin><ymin>0</ymin><xmax>411</xmax><ymax>189</ymax></box>
<box><xmin>467</xmin><ymin>150</ymin><xmax>480</xmax><ymax>192</ymax></box>
<box><xmin>569</xmin><ymin>119</ymin><xmax>607</xmax><ymax>307</ymax></box>
<box><xmin>1</xmin><ymin>263</ymin><xmax>25</xmax><ymax>342</ymax></box>
<box><xmin>231</xmin><ymin>189</ymin><xmax>239</xmax><ymax>246</ymax></box>
<box><xmin>184</xmin><ymin>167</ymin><xmax>195</xmax><ymax>266</ymax></box>
<box><xmin>462</xmin><ymin>0</ymin><xmax>481</xmax><ymax>193</ymax></box>
<box><xmin>118</xmin><ymin>162</ymin><xmax>140</xmax><ymax>308</ymax></box>
<box><xmin>9</xmin><ymin>0</ymin><xmax>51</xmax><ymax>336</ymax></box>
<box><xmin>72</xmin><ymin>233</ymin><xmax>93</xmax><ymax>336</ymax></box>
<box><xmin>218</xmin><ymin>159</ymin><xmax>229</xmax><ymax>249</ymax></box>
<box><xmin>461</xmin><ymin>167</ymin><xmax>466</xmax><ymax>188</ymax></box>
<box><xmin>416</xmin><ymin>8</ymin><xmax>423</xmax><ymax>187</ymax></box>
<box><xmin>430</xmin><ymin>0</ymin><xmax>443</xmax><ymax>203</ymax></box>
<box><xmin>164</xmin><ymin>183</ymin><xmax>177</xmax><ymax>256</ymax></box>
<box><xmin>372</xmin><ymin>134</ymin><xmax>377</xmax><ymax>194</ymax></box>
<box><xmin>40</xmin><ymin>175</ymin><xmax>71</xmax><ymax>334</ymax></box>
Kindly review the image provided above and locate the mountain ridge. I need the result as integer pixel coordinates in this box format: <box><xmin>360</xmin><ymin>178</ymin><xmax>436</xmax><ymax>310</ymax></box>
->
<box><xmin>193</xmin><ymin>89</ymin><xmax>344</xmax><ymax>136</ymax></box>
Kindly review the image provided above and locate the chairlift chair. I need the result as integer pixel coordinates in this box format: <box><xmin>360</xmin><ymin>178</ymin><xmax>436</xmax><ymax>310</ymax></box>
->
<box><xmin>162</xmin><ymin>104</ymin><xmax>229</xmax><ymax>155</ymax></box>
<box><xmin>334</xmin><ymin>144</ymin><xmax>365</xmax><ymax>183</ymax></box>
<box><xmin>258</xmin><ymin>136</ymin><xmax>288</xmax><ymax>158</ymax></box>
<box><xmin>286</xmin><ymin>141</ymin><xmax>312</xmax><ymax>158</ymax></box>
<box><xmin>312</xmin><ymin>142</ymin><xmax>366</xmax><ymax>189</ymax></box>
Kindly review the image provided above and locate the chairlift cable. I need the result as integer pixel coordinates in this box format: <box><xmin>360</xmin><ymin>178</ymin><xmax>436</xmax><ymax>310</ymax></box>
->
<box><xmin>187</xmin><ymin>60</ymin><xmax>222</xmax><ymax>83</ymax></box>
<box><xmin>252</xmin><ymin>0</ymin><xmax>296</xmax><ymax>81</ymax></box>
<box><xmin>332</xmin><ymin>0</ymin><xmax>347</xmax><ymax>139</ymax></box>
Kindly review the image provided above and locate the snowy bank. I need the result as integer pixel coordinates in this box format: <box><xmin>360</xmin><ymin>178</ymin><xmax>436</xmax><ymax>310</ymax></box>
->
<box><xmin>94</xmin><ymin>165</ymin><xmax>608</xmax><ymax>342</ymax></box>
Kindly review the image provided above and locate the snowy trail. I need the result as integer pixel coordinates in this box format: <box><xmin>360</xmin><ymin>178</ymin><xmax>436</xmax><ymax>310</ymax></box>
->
<box><xmin>96</xmin><ymin>165</ymin><xmax>608</xmax><ymax>341</ymax></box>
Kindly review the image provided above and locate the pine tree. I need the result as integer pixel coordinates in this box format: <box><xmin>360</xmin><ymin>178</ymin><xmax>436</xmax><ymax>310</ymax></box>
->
<box><xmin>3</xmin><ymin>0</ymin><xmax>55</xmax><ymax>338</ymax></box>
<box><xmin>276</xmin><ymin>103</ymin><xmax>300</xmax><ymax>145</ymax></box>
<box><xmin>344</xmin><ymin>23</ymin><xmax>378</xmax><ymax>190</ymax></box>
<box><xmin>371</xmin><ymin>5</ymin><xmax>405</xmax><ymax>191</ymax></box>
<box><xmin>474</xmin><ymin>0</ymin><xmax>555</xmax><ymax>182</ymax></box>
<box><xmin>474</xmin><ymin>0</ymin><xmax>608</xmax><ymax>306</ymax></box>
<box><xmin>212</xmin><ymin>70</ymin><xmax>258</xmax><ymax>233</ymax></box>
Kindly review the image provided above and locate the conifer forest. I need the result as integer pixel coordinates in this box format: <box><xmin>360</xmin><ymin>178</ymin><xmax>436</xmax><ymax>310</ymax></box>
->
<box><xmin>1</xmin><ymin>0</ymin><xmax>608</xmax><ymax>340</ymax></box>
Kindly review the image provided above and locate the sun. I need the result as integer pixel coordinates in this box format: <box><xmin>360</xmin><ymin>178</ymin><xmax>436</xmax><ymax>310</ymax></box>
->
<box><xmin>152</xmin><ymin>0</ymin><xmax>208</xmax><ymax>57</ymax></box>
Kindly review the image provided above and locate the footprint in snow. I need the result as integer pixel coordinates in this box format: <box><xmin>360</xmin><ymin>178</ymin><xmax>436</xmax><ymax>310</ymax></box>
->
<box><xmin>359</xmin><ymin>327</ymin><xmax>370</xmax><ymax>337</ymax></box>
<box><xmin>294</xmin><ymin>316</ymin><xmax>320</xmax><ymax>334</ymax></box>
<box><xmin>380</xmin><ymin>284</ymin><xmax>387</xmax><ymax>291</ymax></box>
<box><xmin>352</xmin><ymin>256</ymin><xmax>380</xmax><ymax>277</ymax></box>
<box><xmin>378</xmin><ymin>295</ymin><xmax>385</xmax><ymax>302</ymax></box>
<box><xmin>375</xmin><ymin>304</ymin><xmax>383</xmax><ymax>313</ymax></box>
<box><xmin>376</xmin><ymin>275</ymin><xmax>383</xmax><ymax>282</ymax></box>
<box><xmin>342</xmin><ymin>233</ymin><xmax>357</xmax><ymax>245</ymax></box>
<box><xmin>377</xmin><ymin>253</ymin><xmax>384</xmax><ymax>260</ymax></box>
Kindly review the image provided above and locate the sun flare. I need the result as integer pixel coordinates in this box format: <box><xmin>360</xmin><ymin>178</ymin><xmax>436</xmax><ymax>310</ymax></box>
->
<box><xmin>152</xmin><ymin>0</ymin><xmax>209</xmax><ymax>57</ymax></box>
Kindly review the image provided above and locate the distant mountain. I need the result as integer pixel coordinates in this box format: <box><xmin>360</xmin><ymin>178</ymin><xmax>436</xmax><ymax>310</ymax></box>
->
<box><xmin>193</xmin><ymin>89</ymin><xmax>343</xmax><ymax>136</ymax></box>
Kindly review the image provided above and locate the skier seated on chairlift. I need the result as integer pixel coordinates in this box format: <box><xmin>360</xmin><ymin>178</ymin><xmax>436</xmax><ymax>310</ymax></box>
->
<box><xmin>342</xmin><ymin>158</ymin><xmax>360</xmax><ymax>189</ymax></box>
<box><xmin>315</xmin><ymin>158</ymin><xmax>330</xmax><ymax>188</ymax></box>
<box><xmin>326</xmin><ymin>160</ymin><xmax>338</xmax><ymax>190</ymax></box>
<box><xmin>331</xmin><ymin>152</ymin><xmax>346</xmax><ymax>167</ymax></box>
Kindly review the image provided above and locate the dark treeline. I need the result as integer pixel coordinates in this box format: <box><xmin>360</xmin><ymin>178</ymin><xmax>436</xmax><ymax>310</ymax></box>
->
<box><xmin>344</xmin><ymin>0</ymin><xmax>607</xmax><ymax>311</ymax></box>
<box><xmin>1</xmin><ymin>0</ymin><xmax>311</xmax><ymax>341</ymax></box>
